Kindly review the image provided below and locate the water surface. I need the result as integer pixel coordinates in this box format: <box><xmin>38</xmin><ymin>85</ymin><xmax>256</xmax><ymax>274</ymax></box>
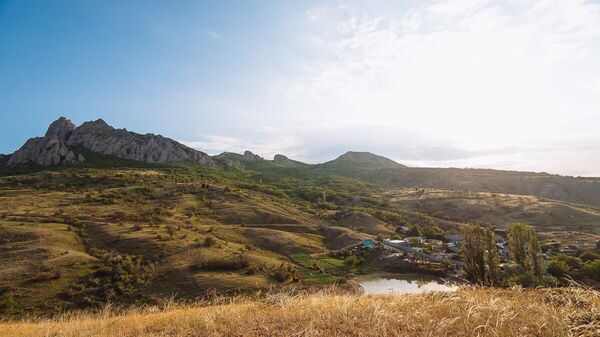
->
<box><xmin>357</xmin><ymin>274</ymin><xmax>458</xmax><ymax>295</ymax></box>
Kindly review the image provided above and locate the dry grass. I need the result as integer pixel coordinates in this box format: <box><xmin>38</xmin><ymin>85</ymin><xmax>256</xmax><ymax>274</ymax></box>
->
<box><xmin>2</xmin><ymin>287</ymin><xmax>599</xmax><ymax>337</ymax></box>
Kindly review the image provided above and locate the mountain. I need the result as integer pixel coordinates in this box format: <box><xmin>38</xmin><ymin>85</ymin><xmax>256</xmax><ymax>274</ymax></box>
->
<box><xmin>0</xmin><ymin>154</ymin><xmax>10</xmax><ymax>165</ymax></box>
<box><xmin>323</xmin><ymin>151</ymin><xmax>405</xmax><ymax>169</ymax></box>
<box><xmin>315</xmin><ymin>151</ymin><xmax>406</xmax><ymax>176</ymax></box>
<box><xmin>273</xmin><ymin>154</ymin><xmax>307</xmax><ymax>167</ymax></box>
<box><xmin>6</xmin><ymin>117</ymin><xmax>215</xmax><ymax>167</ymax></box>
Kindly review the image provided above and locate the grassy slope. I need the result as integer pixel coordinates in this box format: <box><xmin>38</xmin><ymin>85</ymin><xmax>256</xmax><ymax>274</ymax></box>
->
<box><xmin>1</xmin><ymin>287</ymin><xmax>598</xmax><ymax>337</ymax></box>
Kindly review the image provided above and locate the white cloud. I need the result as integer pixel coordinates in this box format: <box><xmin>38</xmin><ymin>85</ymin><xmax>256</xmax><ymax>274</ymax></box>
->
<box><xmin>254</xmin><ymin>0</ymin><xmax>600</xmax><ymax>175</ymax></box>
<box><xmin>180</xmin><ymin>1</ymin><xmax>600</xmax><ymax>176</ymax></box>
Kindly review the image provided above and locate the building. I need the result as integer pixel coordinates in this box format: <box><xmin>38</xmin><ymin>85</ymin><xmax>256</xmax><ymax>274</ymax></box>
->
<box><xmin>361</xmin><ymin>239</ymin><xmax>376</xmax><ymax>249</ymax></box>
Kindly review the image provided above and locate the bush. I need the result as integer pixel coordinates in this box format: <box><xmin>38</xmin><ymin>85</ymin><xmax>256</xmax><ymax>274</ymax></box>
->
<box><xmin>0</xmin><ymin>291</ymin><xmax>15</xmax><ymax>312</ymax></box>
<box><xmin>579</xmin><ymin>251</ymin><xmax>600</xmax><ymax>262</ymax></box>
<box><xmin>582</xmin><ymin>259</ymin><xmax>600</xmax><ymax>280</ymax></box>
<box><xmin>271</xmin><ymin>263</ymin><xmax>297</xmax><ymax>283</ymax></box>
<box><xmin>190</xmin><ymin>254</ymin><xmax>250</xmax><ymax>271</ymax></box>
<box><xmin>547</xmin><ymin>260</ymin><xmax>570</xmax><ymax>277</ymax></box>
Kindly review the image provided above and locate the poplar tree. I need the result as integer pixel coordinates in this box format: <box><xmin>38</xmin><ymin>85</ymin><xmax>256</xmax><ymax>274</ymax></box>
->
<box><xmin>461</xmin><ymin>225</ymin><xmax>486</xmax><ymax>284</ymax></box>
<box><xmin>508</xmin><ymin>223</ymin><xmax>530</xmax><ymax>271</ymax></box>
<box><xmin>528</xmin><ymin>227</ymin><xmax>544</xmax><ymax>280</ymax></box>
<box><xmin>484</xmin><ymin>227</ymin><xmax>500</xmax><ymax>285</ymax></box>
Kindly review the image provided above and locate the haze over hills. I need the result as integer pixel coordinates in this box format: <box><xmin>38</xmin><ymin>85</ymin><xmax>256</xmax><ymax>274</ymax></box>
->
<box><xmin>3</xmin><ymin>117</ymin><xmax>600</xmax><ymax>207</ymax></box>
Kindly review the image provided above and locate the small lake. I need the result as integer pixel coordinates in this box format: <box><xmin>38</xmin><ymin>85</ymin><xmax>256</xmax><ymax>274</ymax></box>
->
<box><xmin>356</xmin><ymin>274</ymin><xmax>458</xmax><ymax>295</ymax></box>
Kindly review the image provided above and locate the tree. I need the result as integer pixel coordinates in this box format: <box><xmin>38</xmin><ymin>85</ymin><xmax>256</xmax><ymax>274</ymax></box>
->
<box><xmin>508</xmin><ymin>223</ymin><xmax>530</xmax><ymax>270</ymax></box>
<box><xmin>528</xmin><ymin>227</ymin><xmax>544</xmax><ymax>280</ymax></box>
<box><xmin>484</xmin><ymin>227</ymin><xmax>500</xmax><ymax>285</ymax></box>
<box><xmin>423</xmin><ymin>225</ymin><xmax>445</xmax><ymax>240</ymax></box>
<box><xmin>461</xmin><ymin>225</ymin><xmax>486</xmax><ymax>284</ymax></box>
<box><xmin>407</xmin><ymin>224</ymin><xmax>423</xmax><ymax>237</ymax></box>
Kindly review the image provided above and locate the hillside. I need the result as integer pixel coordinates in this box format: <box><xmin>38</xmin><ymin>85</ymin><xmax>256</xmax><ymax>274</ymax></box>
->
<box><xmin>1</xmin><ymin>287</ymin><xmax>598</xmax><ymax>337</ymax></box>
<box><xmin>354</xmin><ymin>167</ymin><xmax>600</xmax><ymax>207</ymax></box>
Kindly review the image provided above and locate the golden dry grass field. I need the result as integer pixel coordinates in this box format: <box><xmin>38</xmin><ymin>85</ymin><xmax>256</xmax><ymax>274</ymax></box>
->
<box><xmin>1</xmin><ymin>287</ymin><xmax>598</xmax><ymax>337</ymax></box>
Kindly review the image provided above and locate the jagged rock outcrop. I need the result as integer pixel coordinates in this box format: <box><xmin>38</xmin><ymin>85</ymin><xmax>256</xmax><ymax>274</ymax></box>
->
<box><xmin>243</xmin><ymin>151</ymin><xmax>263</xmax><ymax>162</ymax></box>
<box><xmin>66</xmin><ymin>119</ymin><xmax>215</xmax><ymax>165</ymax></box>
<box><xmin>7</xmin><ymin>117</ymin><xmax>215</xmax><ymax>167</ymax></box>
<box><xmin>7</xmin><ymin>117</ymin><xmax>83</xmax><ymax>166</ymax></box>
<box><xmin>46</xmin><ymin>117</ymin><xmax>76</xmax><ymax>142</ymax></box>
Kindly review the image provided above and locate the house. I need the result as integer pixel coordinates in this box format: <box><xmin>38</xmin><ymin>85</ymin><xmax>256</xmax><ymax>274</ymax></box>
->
<box><xmin>361</xmin><ymin>239</ymin><xmax>376</xmax><ymax>249</ymax></box>
<box><xmin>383</xmin><ymin>238</ymin><xmax>408</xmax><ymax>248</ymax></box>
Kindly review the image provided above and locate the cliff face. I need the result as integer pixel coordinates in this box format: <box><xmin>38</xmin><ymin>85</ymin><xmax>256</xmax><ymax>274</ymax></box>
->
<box><xmin>7</xmin><ymin>117</ymin><xmax>215</xmax><ymax>167</ymax></box>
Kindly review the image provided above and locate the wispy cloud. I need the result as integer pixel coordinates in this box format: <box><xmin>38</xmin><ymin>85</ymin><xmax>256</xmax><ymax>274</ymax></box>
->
<box><xmin>205</xmin><ymin>30</ymin><xmax>222</xmax><ymax>39</ymax></box>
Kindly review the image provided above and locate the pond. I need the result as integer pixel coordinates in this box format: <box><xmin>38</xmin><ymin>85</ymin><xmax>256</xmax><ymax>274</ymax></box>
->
<box><xmin>356</xmin><ymin>274</ymin><xmax>458</xmax><ymax>295</ymax></box>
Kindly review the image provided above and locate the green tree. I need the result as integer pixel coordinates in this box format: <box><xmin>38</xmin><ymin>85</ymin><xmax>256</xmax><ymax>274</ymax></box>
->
<box><xmin>508</xmin><ymin>223</ymin><xmax>530</xmax><ymax>270</ymax></box>
<box><xmin>484</xmin><ymin>227</ymin><xmax>500</xmax><ymax>285</ymax></box>
<box><xmin>461</xmin><ymin>225</ymin><xmax>486</xmax><ymax>284</ymax></box>
<box><xmin>528</xmin><ymin>228</ymin><xmax>544</xmax><ymax>280</ymax></box>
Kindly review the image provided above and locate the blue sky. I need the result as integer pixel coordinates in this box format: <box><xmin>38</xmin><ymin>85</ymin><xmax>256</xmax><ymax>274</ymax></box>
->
<box><xmin>1</xmin><ymin>0</ymin><xmax>600</xmax><ymax>176</ymax></box>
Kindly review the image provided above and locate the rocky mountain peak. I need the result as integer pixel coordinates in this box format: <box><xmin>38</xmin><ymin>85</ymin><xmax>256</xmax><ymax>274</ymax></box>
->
<box><xmin>6</xmin><ymin>117</ymin><xmax>215</xmax><ymax>167</ymax></box>
<box><xmin>45</xmin><ymin>117</ymin><xmax>76</xmax><ymax>142</ymax></box>
<box><xmin>243</xmin><ymin>151</ymin><xmax>263</xmax><ymax>162</ymax></box>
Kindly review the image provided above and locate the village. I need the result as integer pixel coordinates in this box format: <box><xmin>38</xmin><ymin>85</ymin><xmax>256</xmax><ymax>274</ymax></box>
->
<box><xmin>353</xmin><ymin>226</ymin><xmax>599</xmax><ymax>278</ymax></box>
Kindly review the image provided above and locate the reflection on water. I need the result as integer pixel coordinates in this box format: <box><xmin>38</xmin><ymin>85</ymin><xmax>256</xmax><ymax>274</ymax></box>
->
<box><xmin>357</xmin><ymin>275</ymin><xmax>458</xmax><ymax>295</ymax></box>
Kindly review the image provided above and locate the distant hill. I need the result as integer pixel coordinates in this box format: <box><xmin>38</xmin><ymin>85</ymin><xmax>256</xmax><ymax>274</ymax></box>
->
<box><xmin>346</xmin><ymin>167</ymin><xmax>600</xmax><ymax>207</ymax></box>
<box><xmin>322</xmin><ymin>151</ymin><xmax>405</xmax><ymax>169</ymax></box>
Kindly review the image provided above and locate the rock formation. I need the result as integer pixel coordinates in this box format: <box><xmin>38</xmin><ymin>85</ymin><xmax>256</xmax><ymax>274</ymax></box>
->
<box><xmin>242</xmin><ymin>151</ymin><xmax>263</xmax><ymax>162</ymax></box>
<box><xmin>7</xmin><ymin>117</ymin><xmax>83</xmax><ymax>166</ymax></box>
<box><xmin>7</xmin><ymin>117</ymin><xmax>215</xmax><ymax>167</ymax></box>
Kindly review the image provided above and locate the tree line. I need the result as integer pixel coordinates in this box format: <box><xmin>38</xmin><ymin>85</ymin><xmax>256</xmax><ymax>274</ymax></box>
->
<box><xmin>461</xmin><ymin>223</ymin><xmax>545</xmax><ymax>286</ymax></box>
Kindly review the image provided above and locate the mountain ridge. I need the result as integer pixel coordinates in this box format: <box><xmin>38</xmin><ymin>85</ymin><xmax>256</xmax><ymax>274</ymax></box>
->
<box><xmin>6</xmin><ymin>117</ymin><xmax>215</xmax><ymax>167</ymax></box>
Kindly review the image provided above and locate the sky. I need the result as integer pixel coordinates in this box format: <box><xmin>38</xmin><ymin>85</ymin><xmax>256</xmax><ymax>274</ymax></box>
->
<box><xmin>1</xmin><ymin>0</ymin><xmax>600</xmax><ymax>176</ymax></box>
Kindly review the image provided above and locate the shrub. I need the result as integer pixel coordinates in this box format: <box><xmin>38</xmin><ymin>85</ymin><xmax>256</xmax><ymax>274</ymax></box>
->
<box><xmin>582</xmin><ymin>259</ymin><xmax>600</xmax><ymax>280</ymax></box>
<box><xmin>0</xmin><ymin>291</ymin><xmax>15</xmax><ymax>312</ymax></box>
<box><xmin>190</xmin><ymin>254</ymin><xmax>250</xmax><ymax>271</ymax></box>
<box><xmin>547</xmin><ymin>260</ymin><xmax>570</xmax><ymax>277</ymax></box>
<box><xmin>271</xmin><ymin>263</ymin><xmax>297</xmax><ymax>283</ymax></box>
<box><xmin>579</xmin><ymin>251</ymin><xmax>600</xmax><ymax>262</ymax></box>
